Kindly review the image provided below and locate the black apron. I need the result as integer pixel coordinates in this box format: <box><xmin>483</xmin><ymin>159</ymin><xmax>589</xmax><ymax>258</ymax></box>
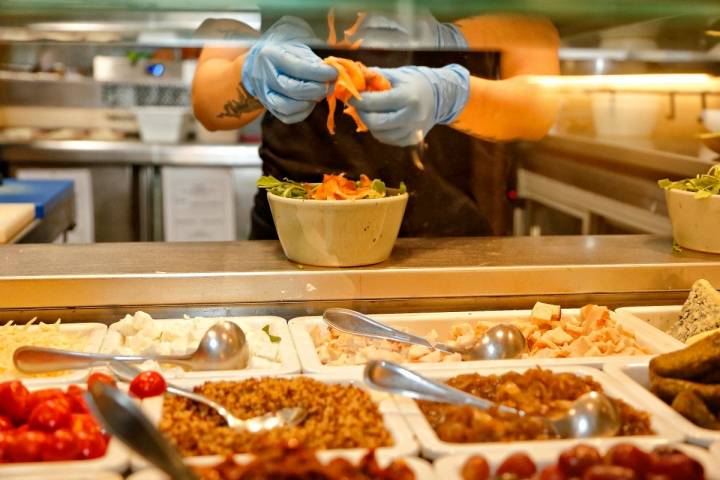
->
<box><xmin>250</xmin><ymin>14</ymin><xmax>511</xmax><ymax>240</ymax></box>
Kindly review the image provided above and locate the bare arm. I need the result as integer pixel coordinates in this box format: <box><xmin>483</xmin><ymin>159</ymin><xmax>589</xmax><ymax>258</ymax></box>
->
<box><xmin>451</xmin><ymin>15</ymin><xmax>560</xmax><ymax>141</ymax></box>
<box><xmin>192</xmin><ymin>19</ymin><xmax>264</xmax><ymax>131</ymax></box>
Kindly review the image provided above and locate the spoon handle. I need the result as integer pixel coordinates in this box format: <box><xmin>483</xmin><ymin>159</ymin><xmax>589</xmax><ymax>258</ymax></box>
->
<box><xmin>364</xmin><ymin>360</ymin><xmax>522</xmax><ymax>415</ymax></box>
<box><xmin>13</xmin><ymin>346</ymin><xmax>192</xmax><ymax>373</ymax></box>
<box><xmin>86</xmin><ymin>382</ymin><xmax>198</xmax><ymax>480</ymax></box>
<box><xmin>323</xmin><ymin>308</ymin><xmax>434</xmax><ymax>349</ymax></box>
<box><xmin>109</xmin><ymin>362</ymin><xmax>236</xmax><ymax>426</ymax></box>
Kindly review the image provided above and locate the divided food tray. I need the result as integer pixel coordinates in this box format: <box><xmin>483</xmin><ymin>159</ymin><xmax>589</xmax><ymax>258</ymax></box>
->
<box><xmin>3</xmin><ymin>322</ymin><xmax>107</xmax><ymax>385</ymax></box>
<box><xmin>98</xmin><ymin>316</ymin><xmax>300</xmax><ymax>379</ymax></box>
<box><xmin>128</xmin><ymin>456</ymin><xmax>435</xmax><ymax>480</ymax></box>
<box><xmin>392</xmin><ymin>365</ymin><xmax>683</xmax><ymax>459</ymax></box>
<box><xmin>289</xmin><ymin>308</ymin><xmax>683</xmax><ymax>375</ymax></box>
<box><xmin>434</xmin><ymin>443</ymin><xmax>720</xmax><ymax>480</ymax></box>
<box><xmin>134</xmin><ymin>374</ymin><xmax>418</xmax><ymax>471</ymax></box>
<box><xmin>0</xmin><ymin>382</ymin><xmax>129</xmax><ymax>477</ymax></box>
<box><xmin>604</xmin><ymin>361</ymin><xmax>720</xmax><ymax>447</ymax></box>
<box><xmin>615</xmin><ymin>305</ymin><xmax>683</xmax><ymax>334</ymax></box>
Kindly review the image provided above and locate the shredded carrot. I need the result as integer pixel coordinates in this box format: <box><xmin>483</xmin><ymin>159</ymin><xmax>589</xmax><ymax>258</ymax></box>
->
<box><xmin>308</xmin><ymin>173</ymin><xmax>381</xmax><ymax>200</ymax></box>
<box><xmin>327</xmin><ymin>9</ymin><xmax>366</xmax><ymax>49</ymax></box>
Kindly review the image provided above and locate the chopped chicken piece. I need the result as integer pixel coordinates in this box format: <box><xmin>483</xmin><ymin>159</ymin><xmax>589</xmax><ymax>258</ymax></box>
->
<box><xmin>531</xmin><ymin>302</ymin><xmax>562</xmax><ymax>322</ymax></box>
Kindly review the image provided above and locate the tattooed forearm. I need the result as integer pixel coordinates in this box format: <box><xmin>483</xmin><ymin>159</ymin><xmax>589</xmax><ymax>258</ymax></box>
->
<box><xmin>218</xmin><ymin>86</ymin><xmax>263</xmax><ymax>118</ymax></box>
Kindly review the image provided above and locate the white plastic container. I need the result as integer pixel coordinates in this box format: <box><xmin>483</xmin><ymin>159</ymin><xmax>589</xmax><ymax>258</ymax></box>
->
<box><xmin>3</xmin><ymin>322</ymin><xmax>107</xmax><ymax>385</ymax></box>
<box><xmin>395</xmin><ymin>365</ymin><xmax>682</xmax><ymax>459</ymax></box>
<box><xmin>98</xmin><ymin>316</ymin><xmax>300</xmax><ymax>379</ymax></box>
<box><xmin>128</xmin><ymin>455</ymin><xmax>434</xmax><ymax>480</ymax></box>
<box><xmin>0</xmin><ymin>382</ymin><xmax>129</xmax><ymax>476</ymax></box>
<box><xmin>134</xmin><ymin>374</ymin><xmax>418</xmax><ymax>470</ymax></box>
<box><xmin>604</xmin><ymin>361</ymin><xmax>720</xmax><ymax>447</ymax></box>
<box><xmin>435</xmin><ymin>443</ymin><xmax>720</xmax><ymax>480</ymax></box>
<box><xmin>615</xmin><ymin>305</ymin><xmax>682</xmax><ymax>333</ymax></box>
<box><xmin>267</xmin><ymin>190</ymin><xmax>408</xmax><ymax>267</ymax></box>
<box><xmin>133</xmin><ymin>107</ymin><xmax>191</xmax><ymax>143</ymax></box>
<box><xmin>665</xmin><ymin>188</ymin><xmax>720</xmax><ymax>254</ymax></box>
<box><xmin>289</xmin><ymin>308</ymin><xmax>683</xmax><ymax>376</ymax></box>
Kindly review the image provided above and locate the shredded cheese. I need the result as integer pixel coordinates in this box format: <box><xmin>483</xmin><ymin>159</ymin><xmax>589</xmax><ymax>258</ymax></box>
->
<box><xmin>0</xmin><ymin>318</ymin><xmax>90</xmax><ymax>378</ymax></box>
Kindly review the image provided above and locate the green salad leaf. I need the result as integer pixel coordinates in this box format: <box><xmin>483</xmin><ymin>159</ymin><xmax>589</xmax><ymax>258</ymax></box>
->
<box><xmin>262</xmin><ymin>324</ymin><xmax>281</xmax><ymax>343</ymax></box>
<box><xmin>658</xmin><ymin>165</ymin><xmax>720</xmax><ymax>199</ymax></box>
<box><xmin>257</xmin><ymin>176</ymin><xmax>309</xmax><ymax>199</ymax></box>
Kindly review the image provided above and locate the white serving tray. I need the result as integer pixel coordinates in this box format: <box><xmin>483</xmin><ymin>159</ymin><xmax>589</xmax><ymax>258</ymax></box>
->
<box><xmin>3</xmin><ymin>322</ymin><xmax>107</xmax><ymax>385</ymax></box>
<box><xmin>134</xmin><ymin>374</ymin><xmax>418</xmax><ymax>471</ymax></box>
<box><xmin>289</xmin><ymin>308</ymin><xmax>683</xmax><ymax>375</ymax></box>
<box><xmin>0</xmin><ymin>382</ymin><xmax>129</xmax><ymax>476</ymax></box>
<box><xmin>128</xmin><ymin>455</ymin><xmax>434</xmax><ymax>480</ymax></box>
<box><xmin>393</xmin><ymin>365</ymin><xmax>682</xmax><ymax>459</ymax></box>
<box><xmin>435</xmin><ymin>443</ymin><xmax>720</xmax><ymax>480</ymax></box>
<box><xmin>604</xmin><ymin>361</ymin><xmax>720</xmax><ymax>447</ymax></box>
<box><xmin>99</xmin><ymin>316</ymin><xmax>300</xmax><ymax>379</ymax></box>
<box><xmin>615</xmin><ymin>305</ymin><xmax>683</xmax><ymax>334</ymax></box>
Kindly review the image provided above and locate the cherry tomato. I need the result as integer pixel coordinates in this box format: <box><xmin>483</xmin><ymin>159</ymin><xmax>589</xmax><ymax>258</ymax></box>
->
<box><xmin>87</xmin><ymin>372</ymin><xmax>117</xmax><ymax>390</ymax></box>
<box><xmin>75</xmin><ymin>429</ymin><xmax>107</xmax><ymax>459</ymax></box>
<box><xmin>28</xmin><ymin>399</ymin><xmax>72</xmax><ymax>432</ymax></box>
<box><xmin>70</xmin><ymin>413</ymin><xmax>102</xmax><ymax>436</ymax></box>
<box><xmin>129</xmin><ymin>371</ymin><xmax>167</xmax><ymax>399</ymax></box>
<box><xmin>604</xmin><ymin>444</ymin><xmax>651</xmax><ymax>476</ymax></box>
<box><xmin>497</xmin><ymin>452</ymin><xmax>537</xmax><ymax>478</ymax></box>
<box><xmin>0</xmin><ymin>381</ymin><xmax>29</xmax><ymax>424</ymax></box>
<box><xmin>539</xmin><ymin>464</ymin><xmax>566</xmax><ymax>480</ymax></box>
<box><xmin>66</xmin><ymin>385</ymin><xmax>89</xmax><ymax>414</ymax></box>
<box><xmin>0</xmin><ymin>415</ymin><xmax>13</xmax><ymax>431</ymax></box>
<box><xmin>582</xmin><ymin>465</ymin><xmax>637</xmax><ymax>480</ymax></box>
<box><xmin>649</xmin><ymin>449</ymin><xmax>704</xmax><ymax>480</ymax></box>
<box><xmin>460</xmin><ymin>455</ymin><xmax>490</xmax><ymax>480</ymax></box>
<box><xmin>26</xmin><ymin>389</ymin><xmax>66</xmax><ymax>413</ymax></box>
<box><xmin>558</xmin><ymin>445</ymin><xmax>603</xmax><ymax>477</ymax></box>
<box><xmin>42</xmin><ymin>429</ymin><xmax>80</xmax><ymax>462</ymax></box>
<box><xmin>0</xmin><ymin>430</ymin><xmax>13</xmax><ymax>462</ymax></box>
<box><xmin>9</xmin><ymin>430</ymin><xmax>47</xmax><ymax>462</ymax></box>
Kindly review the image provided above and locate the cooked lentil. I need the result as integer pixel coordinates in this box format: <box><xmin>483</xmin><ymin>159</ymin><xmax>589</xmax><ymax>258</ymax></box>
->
<box><xmin>418</xmin><ymin>368</ymin><xmax>653</xmax><ymax>443</ymax></box>
<box><xmin>160</xmin><ymin>377</ymin><xmax>393</xmax><ymax>456</ymax></box>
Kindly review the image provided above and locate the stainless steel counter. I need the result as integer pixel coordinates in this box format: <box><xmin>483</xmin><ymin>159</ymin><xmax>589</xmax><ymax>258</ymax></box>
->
<box><xmin>1</xmin><ymin>236</ymin><xmax>719</xmax><ymax>319</ymax></box>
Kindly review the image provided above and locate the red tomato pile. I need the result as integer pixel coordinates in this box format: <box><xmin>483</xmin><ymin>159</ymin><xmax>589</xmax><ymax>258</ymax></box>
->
<box><xmin>0</xmin><ymin>380</ymin><xmax>111</xmax><ymax>463</ymax></box>
<box><xmin>461</xmin><ymin>444</ymin><xmax>705</xmax><ymax>480</ymax></box>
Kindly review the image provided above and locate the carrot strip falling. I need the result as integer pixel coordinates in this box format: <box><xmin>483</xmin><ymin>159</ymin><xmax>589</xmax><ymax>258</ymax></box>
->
<box><xmin>323</xmin><ymin>56</ymin><xmax>391</xmax><ymax>134</ymax></box>
<box><xmin>308</xmin><ymin>173</ymin><xmax>380</xmax><ymax>200</ymax></box>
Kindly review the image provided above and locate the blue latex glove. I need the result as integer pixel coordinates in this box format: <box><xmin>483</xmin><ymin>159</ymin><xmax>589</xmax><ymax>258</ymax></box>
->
<box><xmin>350</xmin><ymin>65</ymin><xmax>470</xmax><ymax>147</ymax></box>
<box><xmin>242</xmin><ymin>16</ymin><xmax>337</xmax><ymax>124</ymax></box>
<box><xmin>349</xmin><ymin>10</ymin><xmax>466</xmax><ymax>49</ymax></box>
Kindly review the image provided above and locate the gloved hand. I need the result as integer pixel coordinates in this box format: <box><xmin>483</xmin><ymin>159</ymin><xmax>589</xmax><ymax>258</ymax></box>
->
<box><xmin>349</xmin><ymin>10</ymin><xmax>466</xmax><ymax>49</ymax></box>
<box><xmin>242</xmin><ymin>16</ymin><xmax>337</xmax><ymax>124</ymax></box>
<box><xmin>350</xmin><ymin>64</ymin><xmax>470</xmax><ymax>147</ymax></box>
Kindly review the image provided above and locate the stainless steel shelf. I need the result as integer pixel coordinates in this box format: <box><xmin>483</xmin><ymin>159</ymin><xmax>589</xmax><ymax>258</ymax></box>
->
<box><xmin>1</xmin><ymin>235</ymin><xmax>719</xmax><ymax>311</ymax></box>
<box><xmin>0</xmin><ymin>141</ymin><xmax>262</xmax><ymax>167</ymax></box>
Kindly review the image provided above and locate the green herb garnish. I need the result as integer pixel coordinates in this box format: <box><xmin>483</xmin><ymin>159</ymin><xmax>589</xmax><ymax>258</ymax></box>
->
<box><xmin>399</xmin><ymin>181</ymin><xmax>407</xmax><ymax>194</ymax></box>
<box><xmin>262</xmin><ymin>324</ymin><xmax>281</xmax><ymax>343</ymax></box>
<box><xmin>257</xmin><ymin>176</ymin><xmax>309</xmax><ymax>199</ymax></box>
<box><xmin>658</xmin><ymin>165</ymin><xmax>720</xmax><ymax>199</ymax></box>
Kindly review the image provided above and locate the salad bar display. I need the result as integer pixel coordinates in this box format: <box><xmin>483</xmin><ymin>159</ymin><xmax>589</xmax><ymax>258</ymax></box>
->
<box><xmin>1</xmin><ymin>236</ymin><xmax>720</xmax><ymax>480</ymax></box>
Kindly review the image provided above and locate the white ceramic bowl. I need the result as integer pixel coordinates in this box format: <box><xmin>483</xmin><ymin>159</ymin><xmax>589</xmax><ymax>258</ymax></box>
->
<box><xmin>666</xmin><ymin>188</ymin><xmax>720</xmax><ymax>253</ymax></box>
<box><xmin>267</xmin><ymin>190</ymin><xmax>408</xmax><ymax>267</ymax></box>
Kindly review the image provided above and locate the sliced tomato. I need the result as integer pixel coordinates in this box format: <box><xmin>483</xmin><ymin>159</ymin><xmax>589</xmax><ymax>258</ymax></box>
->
<box><xmin>42</xmin><ymin>429</ymin><xmax>80</xmax><ymax>462</ymax></box>
<box><xmin>0</xmin><ymin>415</ymin><xmax>13</xmax><ymax>431</ymax></box>
<box><xmin>70</xmin><ymin>413</ymin><xmax>102</xmax><ymax>436</ymax></box>
<box><xmin>0</xmin><ymin>430</ymin><xmax>13</xmax><ymax>462</ymax></box>
<box><xmin>26</xmin><ymin>388</ymin><xmax>66</xmax><ymax>413</ymax></box>
<box><xmin>66</xmin><ymin>385</ymin><xmax>89</xmax><ymax>414</ymax></box>
<box><xmin>8</xmin><ymin>430</ymin><xmax>47</xmax><ymax>462</ymax></box>
<box><xmin>28</xmin><ymin>399</ymin><xmax>71</xmax><ymax>432</ymax></box>
<box><xmin>75</xmin><ymin>429</ymin><xmax>107</xmax><ymax>459</ymax></box>
<box><xmin>0</xmin><ymin>381</ymin><xmax>29</xmax><ymax>424</ymax></box>
<box><xmin>129</xmin><ymin>371</ymin><xmax>167</xmax><ymax>399</ymax></box>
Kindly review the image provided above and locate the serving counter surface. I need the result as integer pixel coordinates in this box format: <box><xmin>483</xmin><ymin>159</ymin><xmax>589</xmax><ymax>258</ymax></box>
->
<box><xmin>2</xmin><ymin>235</ymin><xmax>719</xmax><ymax>316</ymax></box>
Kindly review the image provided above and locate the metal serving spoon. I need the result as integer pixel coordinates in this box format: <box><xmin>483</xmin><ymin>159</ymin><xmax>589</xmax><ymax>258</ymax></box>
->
<box><xmin>14</xmin><ymin>321</ymin><xmax>250</xmax><ymax>373</ymax></box>
<box><xmin>323</xmin><ymin>308</ymin><xmax>528</xmax><ymax>360</ymax></box>
<box><xmin>86</xmin><ymin>381</ymin><xmax>199</xmax><ymax>480</ymax></box>
<box><xmin>364</xmin><ymin>360</ymin><xmax>622</xmax><ymax>439</ymax></box>
<box><xmin>109</xmin><ymin>361</ymin><xmax>307</xmax><ymax>433</ymax></box>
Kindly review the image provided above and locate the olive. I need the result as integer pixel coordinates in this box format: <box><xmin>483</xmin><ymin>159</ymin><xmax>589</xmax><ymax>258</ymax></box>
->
<box><xmin>582</xmin><ymin>465</ymin><xmax>637</xmax><ymax>480</ymax></box>
<box><xmin>558</xmin><ymin>444</ymin><xmax>603</xmax><ymax>477</ymax></box>
<box><xmin>496</xmin><ymin>452</ymin><xmax>537</xmax><ymax>479</ymax></box>
<box><xmin>539</xmin><ymin>464</ymin><xmax>566</xmax><ymax>480</ymax></box>
<box><xmin>604</xmin><ymin>443</ymin><xmax>651</xmax><ymax>476</ymax></box>
<box><xmin>461</xmin><ymin>455</ymin><xmax>490</xmax><ymax>480</ymax></box>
